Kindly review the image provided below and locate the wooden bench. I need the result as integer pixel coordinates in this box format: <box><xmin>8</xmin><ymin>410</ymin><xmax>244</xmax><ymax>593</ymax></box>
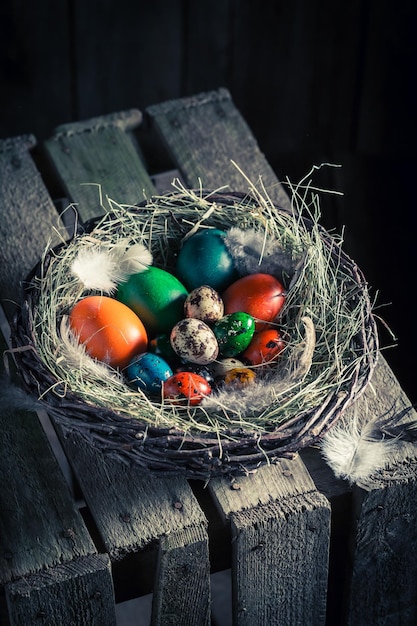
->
<box><xmin>1</xmin><ymin>88</ymin><xmax>416</xmax><ymax>626</ymax></box>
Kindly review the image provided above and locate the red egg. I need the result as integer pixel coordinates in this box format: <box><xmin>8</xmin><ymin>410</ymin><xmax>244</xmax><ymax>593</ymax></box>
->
<box><xmin>69</xmin><ymin>295</ymin><xmax>148</xmax><ymax>368</ymax></box>
<box><xmin>241</xmin><ymin>329</ymin><xmax>285</xmax><ymax>366</ymax></box>
<box><xmin>222</xmin><ymin>273</ymin><xmax>285</xmax><ymax>330</ymax></box>
<box><xmin>163</xmin><ymin>372</ymin><xmax>212</xmax><ymax>406</ymax></box>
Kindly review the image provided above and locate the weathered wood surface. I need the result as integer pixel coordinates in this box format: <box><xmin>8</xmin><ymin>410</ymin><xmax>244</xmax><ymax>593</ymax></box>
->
<box><xmin>147</xmin><ymin>88</ymin><xmax>332</xmax><ymax>625</ymax></box>
<box><xmin>60</xmin><ymin>432</ymin><xmax>210</xmax><ymax>621</ymax></box>
<box><xmin>0</xmin><ymin>406</ymin><xmax>96</xmax><ymax>584</ymax></box>
<box><xmin>209</xmin><ymin>459</ymin><xmax>330</xmax><ymax>626</ymax></box>
<box><xmin>146</xmin><ymin>88</ymin><xmax>292</xmax><ymax>212</ymax></box>
<box><xmin>44</xmin><ymin>110</ymin><xmax>155</xmax><ymax>221</ymax></box>
<box><xmin>346</xmin><ymin>354</ymin><xmax>417</xmax><ymax>626</ymax></box>
<box><xmin>146</xmin><ymin>89</ymin><xmax>417</xmax><ymax>625</ymax></box>
<box><xmin>43</xmin><ymin>115</ymin><xmax>212</xmax><ymax>625</ymax></box>
<box><xmin>1</xmin><ymin>88</ymin><xmax>416</xmax><ymax>625</ymax></box>
<box><xmin>5</xmin><ymin>554</ymin><xmax>115</xmax><ymax>626</ymax></box>
<box><xmin>152</xmin><ymin>526</ymin><xmax>211</xmax><ymax>626</ymax></box>
<box><xmin>0</xmin><ymin>136</ymin><xmax>64</xmax><ymax>319</ymax></box>
<box><xmin>0</xmin><ymin>138</ymin><xmax>117</xmax><ymax>626</ymax></box>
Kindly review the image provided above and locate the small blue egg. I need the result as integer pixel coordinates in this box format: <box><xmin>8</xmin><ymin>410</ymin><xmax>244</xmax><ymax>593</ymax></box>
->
<box><xmin>125</xmin><ymin>352</ymin><xmax>173</xmax><ymax>394</ymax></box>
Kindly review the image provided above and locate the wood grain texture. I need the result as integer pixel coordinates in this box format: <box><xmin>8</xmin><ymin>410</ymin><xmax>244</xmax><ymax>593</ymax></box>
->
<box><xmin>44</xmin><ymin>110</ymin><xmax>156</xmax><ymax>221</ymax></box>
<box><xmin>349</xmin><ymin>480</ymin><xmax>417</xmax><ymax>626</ymax></box>
<box><xmin>152</xmin><ymin>525</ymin><xmax>211</xmax><ymax>626</ymax></box>
<box><xmin>209</xmin><ymin>457</ymin><xmax>319</xmax><ymax>516</ymax></box>
<box><xmin>146</xmin><ymin>88</ymin><xmax>292</xmax><ymax>212</ymax></box>
<box><xmin>5</xmin><ymin>554</ymin><xmax>116</xmax><ymax>626</ymax></box>
<box><xmin>345</xmin><ymin>354</ymin><xmax>417</xmax><ymax>625</ymax></box>
<box><xmin>0</xmin><ymin>406</ymin><xmax>96</xmax><ymax>585</ymax></box>
<box><xmin>148</xmin><ymin>88</ymin><xmax>332</xmax><ymax>624</ymax></box>
<box><xmin>232</xmin><ymin>494</ymin><xmax>329</xmax><ymax>626</ymax></box>
<box><xmin>60</xmin><ymin>433</ymin><xmax>207</xmax><ymax>560</ymax></box>
<box><xmin>0</xmin><ymin>135</ymin><xmax>64</xmax><ymax>319</ymax></box>
<box><xmin>0</xmin><ymin>137</ymin><xmax>115</xmax><ymax>625</ymax></box>
<box><xmin>43</xmin><ymin>112</ymin><xmax>212</xmax><ymax>622</ymax></box>
<box><xmin>209</xmin><ymin>459</ymin><xmax>330</xmax><ymax>625</ymax></box>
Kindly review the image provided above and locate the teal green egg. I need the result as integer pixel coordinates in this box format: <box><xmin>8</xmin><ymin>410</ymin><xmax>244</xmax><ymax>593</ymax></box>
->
<box><xmin>213</xmin><ymin>312</ymin><xmax>256</xmax><ymax>357</ymax></box>
<box><xmin>116</xmin><ymin>266</ymin><xmax>188</xmax><ymax>335</ymax></box>
<box><xmin>176</xmin><ymin>229</ymin><xmax>239</xmax><ymax>292</ymax></box>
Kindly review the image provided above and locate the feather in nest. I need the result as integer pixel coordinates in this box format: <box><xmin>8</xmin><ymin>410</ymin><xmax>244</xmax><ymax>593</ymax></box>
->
<box><xmin>224</xmin><ymin>227</ymin><xmax>303</xmax><ymax>284</ymax></box>
<box><xmin>320</xmin><ymin>400</ymin><xmax>417</xmax><ymax>484</ymax></box>
<box><xmin>58</xmin><ymin>316</ymin><xmax>124</xmax><ymax>383</ymax></box>
<box><xmin>202</xmin><ymin>315</ymin><xmax>316</xmax><ymax>416</ymax></box>
<box><xmin>71</xmin><ymin>240</ymin><xmax>152</xmax><ymax>293</ymax></box>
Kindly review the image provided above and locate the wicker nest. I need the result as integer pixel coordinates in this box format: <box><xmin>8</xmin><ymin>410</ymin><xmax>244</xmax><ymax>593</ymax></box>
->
<box><xmin>10</xmin><ymin>184</ymin><xmax>378</xmax><ymax>479</ymax></box>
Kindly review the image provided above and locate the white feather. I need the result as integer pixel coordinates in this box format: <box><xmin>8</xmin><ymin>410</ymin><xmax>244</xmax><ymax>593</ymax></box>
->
<box><xmin>119</xmin><ymin>242</ymin><xmax>153</xmax><ymax>276</ymax></box>
<box><xmin>71</xmin><ymin>248</ymin><xmax>122</xmax><ymax>292</ymax></box>
<box><xmin>202</xmin><ymin>317</ymin><xmax>316</xmax><ymax>416</ymax></box>
<box><xmin>59</xmin><ymin>316</ymin><xmax>123</xmax><ymax>383</ymax></box>
<box><xmin>224</xmin><ymin>227</ymin><xmax>299</xmax><ymax>279</ymax></box>
<box><xmin>71</xmin><ymin>241</ymin><xmax>152</xmax><ymax>293</ymax></box>
<box><xmin>320</xmin><ymin>404</ymin><xmax>404</xmax><ymax>483</ymax></box>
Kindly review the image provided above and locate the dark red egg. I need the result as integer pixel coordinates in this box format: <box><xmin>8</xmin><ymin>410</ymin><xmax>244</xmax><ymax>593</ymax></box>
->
<box><xmin>241</xmin><ymin>329</ymin><xmax>285</xmax><ymax>366</ymax></box>
<box><xmin>222</xmin><ymin>273</ymin><xmax>285</xmax><ymax>330</ymax></box>
<box><xmin>163</xmin><ymin>372</ymin><xmax>212</xmax><ymax>406</ymax></box>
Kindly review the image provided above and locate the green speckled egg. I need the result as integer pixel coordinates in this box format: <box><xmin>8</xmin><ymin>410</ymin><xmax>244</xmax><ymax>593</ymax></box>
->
<box><xmin>213</xmin><ymin>312</ymin><xmax>256</xmax><ymax>357</ymax></box>
<box><xmin>116</xmin><ymin>267</ymin><xmax>188</xmax><ymax>335</ymax></box>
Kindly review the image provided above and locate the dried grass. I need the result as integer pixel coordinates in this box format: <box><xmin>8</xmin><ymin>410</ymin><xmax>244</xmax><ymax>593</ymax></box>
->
<box><xmin>24</xmin><ymin>167</ymin><xmax>376</xmax><ymax>441</ymax></box>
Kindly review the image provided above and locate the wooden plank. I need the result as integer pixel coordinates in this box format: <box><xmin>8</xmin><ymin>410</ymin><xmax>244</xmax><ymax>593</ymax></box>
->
<box><xmin>44</xmin><ymin>110</ymin><xmax>156</xmax><ymax>222</ymax></box>
<box><xmin>146</xmin><ymin>88</ymin><xmax>292</xmax><ymax>211</ymax></box>
<box><xmin>60</xmin><ymin>433</ymin><xmax>208</xmax><ymax>557</ymax></box>
<box><xmin>0</xmin><ymin>135</ymin><xmax>64</xmax><ymax>319</ymax></box>
<box><xmin>5</xmin><ymin>554</ymin><xmax>115</xmax><ymax>626</ymax></box>
<box><xmin>148</xmin><ymin>88</ymin><xmax>415</xmax><ymax>623</ymax></box>
<box><xmin>54</xmin><ymin>331</ymin><xmax>210</xmax><ymax>621</ymax></box>
<box><xmin>0</xmin><ymin>133</ymin><xmax>119</xmax><ymax>625</ymax></box>
<box><xmin>0</xmin><ymin>348</ymin><xmax>116</xmax><ymax>626</ymax></box>
<box><xmin>0</xmin><ymin>138</ymin><xmax>112</xmax><ymax>622</ymax></box>
<box><xmin>147</xmin><ymin>88</ymin><xmax>332</xmax><ymax>624</ymax></box>
<box><xmin>152</xmin><ymin>526</ymin><xmax>211</xmax><ymax>626</ymax></box>
<box><xmin>345</xmin><ymin>354</ymin><xmax>417</xmax><ymax>626</ymax></box>
<box><xmin>0</xmin><ymin>406</ymin><xmax>96</xmax><ymax>584</ymax></box>
<box><xmin>44</xmin><ymin>114</ymin><xmax>211</xmax><ymax>622</ymax></box>
<box><xmin>0</xmin><ymin>340</ymin><xmax>116</xmax><ymax>625</ymax></box>
<box><xmin>209</xmin><ymin>461</ymin><xmax>330</xmax><ymax>625</ymax></box>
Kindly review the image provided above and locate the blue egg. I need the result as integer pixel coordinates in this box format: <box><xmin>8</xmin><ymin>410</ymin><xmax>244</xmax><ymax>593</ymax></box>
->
<box><xmin>176</xmin><ymin>229</ymin><xmax>239</xmax><ymax>292</ymax></box>
<box><xmin>125</xmin><ymin>352</ymin><xmax>173</xmax><ymax>394</ymax></box>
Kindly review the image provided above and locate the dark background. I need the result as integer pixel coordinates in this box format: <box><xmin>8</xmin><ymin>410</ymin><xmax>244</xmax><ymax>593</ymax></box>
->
<box><xmin>1</xmin><ymin>0</ymin><xmax>416</xmax><ymax>404</ymax></box>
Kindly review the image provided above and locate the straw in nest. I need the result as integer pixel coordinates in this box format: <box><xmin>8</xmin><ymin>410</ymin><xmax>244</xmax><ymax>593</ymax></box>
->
<box><xmin>10</xmin><ymin>167</ymin><xmax>379</xmax><ymax>478</ymax></box>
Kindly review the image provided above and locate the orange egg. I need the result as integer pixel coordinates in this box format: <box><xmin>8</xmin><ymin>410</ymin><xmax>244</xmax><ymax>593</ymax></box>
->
<box><xmin>241</xmin><ymin>329</ymin><xmax>285</xmax><ymax>366</ymax></box>
<box><xmin>69</xmin><ymin>295</ymin><xmax>148</xmax><ymax>368</ymax></box>
<box><xmin>222</xmin><ymin>273</ymin><xmax>285</xmax><ymax>330</ymax></box>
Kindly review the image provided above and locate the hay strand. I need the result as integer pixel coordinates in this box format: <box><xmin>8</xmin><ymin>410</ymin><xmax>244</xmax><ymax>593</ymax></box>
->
<box><xmin>10</xmin><ymin>171</ymin><xmax>378</xmax><ymax>478</ymax></box>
